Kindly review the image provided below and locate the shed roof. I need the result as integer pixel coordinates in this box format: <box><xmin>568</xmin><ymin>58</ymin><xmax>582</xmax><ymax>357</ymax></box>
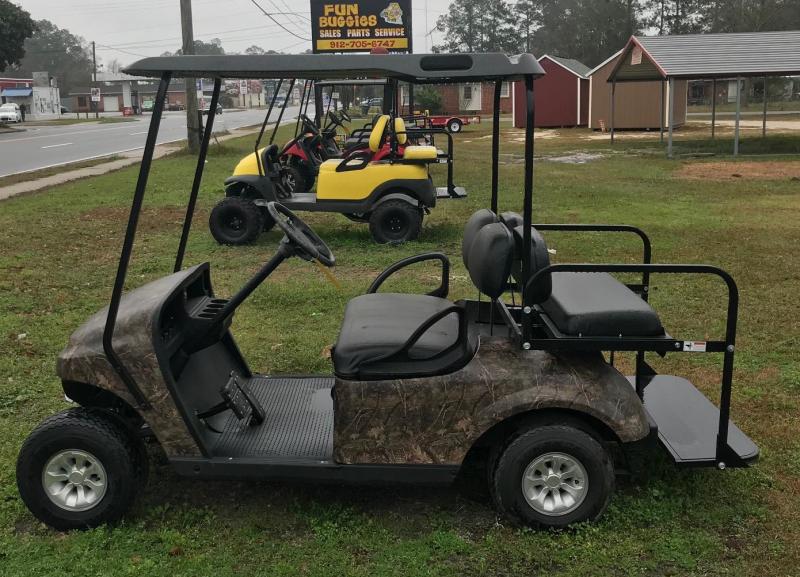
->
<box><xmin>1</xmin><ymin>88</ymin><xmax>33</xmax><ymax>97</ymax></box>
<box><xmin>610</xmin><ymin>30</ymin><xmax>800</xmax><ymax>81</ymax></box>
<box><xmin>540</xmin><ymin>55</ymin><xmax>591</xmax><ymax>78</ymax></box>
<box><xmin>123</xmin><ymin>53</ymin><xmax>545</xmax><ymax>83</ymax></box>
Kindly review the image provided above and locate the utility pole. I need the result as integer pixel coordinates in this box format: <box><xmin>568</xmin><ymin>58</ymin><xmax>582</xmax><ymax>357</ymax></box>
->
<box><xmin>92</xmin><ymin>40</ymin><xmax>98</xmax><ymax>119</ymax></box>
<box><xmin>180</xmin><ymin>0</ymin><xmax>201</xmax><ymax>153</ymax></box>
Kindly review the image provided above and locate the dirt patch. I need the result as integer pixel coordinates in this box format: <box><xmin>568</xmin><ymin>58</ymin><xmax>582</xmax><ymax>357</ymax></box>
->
<box><xmin>677</xmin><ymin>160</ymin><xmax>800</xmax><ymax>182</ymax></box>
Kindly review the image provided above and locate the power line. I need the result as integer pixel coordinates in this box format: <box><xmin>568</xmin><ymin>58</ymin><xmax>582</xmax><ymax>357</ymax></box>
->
<box><xmin>249</xmin><ymin>0</ymin><xmax>311</xmax><ymax>41</ymax></box>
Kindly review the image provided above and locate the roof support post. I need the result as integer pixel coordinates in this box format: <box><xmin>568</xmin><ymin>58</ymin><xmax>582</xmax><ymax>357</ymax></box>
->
<box><xmin>659</xmin><ymin>79</ymin><xmax>665</xmax><ymax>143</ymax></box>
<box><xmin>734</xmin><ymin>76</ymin><xmax>742</xmax><ymax>157</ymax></box>
<box><xmin>521</xmin><ymin>73</ymin><xmax>535</xmax><ymax>346</ymax></box>
<box><xmin>762</xmin><ymin>75</ymin><xmax>768</xmax><ymax>138</ymax></box>
<box><xmin>175</xmin><ymin>77</ymin><xmax>221</xmax><ymax>273</ymax></box>
<box><xmin>490</xmin><ymin>80</ymin><xmax>502</xmax><ymax>214</ymax></box>
<box><xmin>711</xmin><ymin>78</ymin><xmax>717</xmax><ymax>140</ymax></box>
<box><xmin>103</xmin><ymin>71</ymin><xmax>172</xmax><ymax>409</ymax></box>
<box><xmin>610</xmin><ymin>79</ymin><xmax>616</xmax><ymax>144</ymax></box>
<box><xmin>667</xmin><ymin>77</ymin><xmax>675</xmax><ymax>158</ymax></box>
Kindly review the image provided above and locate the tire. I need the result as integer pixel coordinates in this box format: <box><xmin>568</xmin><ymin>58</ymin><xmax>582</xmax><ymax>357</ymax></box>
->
<box><xmin>447</xmin><ymin>118</ymin><xmax>463</xmax><ymax>133</ymax></box>
<box><xmin>281</xmin><ymin>165</ymin><xmax>307</xmax><ymax>195</ymax></box>
<box><xmin>490</xmin><ymin>425</ymin><xmax>614</xmax><ymax>529</ymax></box>
<box><xmin>368</xmin><ymin>199</ymin><xmax>423</xmax><ymax>244</ymax></box>
<box><xmin>16</xmin><ymin>408</ymin><xmax>144</xmax><ymax>531</ymax></box>
<box><xmin>209</xmin><ymin>196</ymin><xmax>264</xmax><ymax>245</ymax></box>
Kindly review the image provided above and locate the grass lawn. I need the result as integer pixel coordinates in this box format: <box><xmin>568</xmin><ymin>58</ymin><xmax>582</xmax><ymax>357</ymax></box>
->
<box><xmin>0</xmin><ymin>121</ymin><xmax>799</xmax><ymax>576</ymax></box>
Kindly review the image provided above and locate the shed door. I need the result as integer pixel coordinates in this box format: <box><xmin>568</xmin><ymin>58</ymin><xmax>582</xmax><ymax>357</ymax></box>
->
<box><xmin>103</xmin><ymin>96</ymin><xmax>119</xmax><ymax>112</ymax></box>
<box><xmin>459</xmin><ymin>83</ymin><xmax>482</xmax><ymax>111</ymax></box>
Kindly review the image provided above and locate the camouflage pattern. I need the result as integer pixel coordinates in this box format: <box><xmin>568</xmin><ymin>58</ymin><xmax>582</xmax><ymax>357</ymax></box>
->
<box><xmin>57</xmin><ymin>266</ymin><xmax>205</xmax><ymax>457</ymax></box>
<box><xmin>333</xmin><ymin>337</ymin><xmax>650</xmax><ymax>465</ymax></box>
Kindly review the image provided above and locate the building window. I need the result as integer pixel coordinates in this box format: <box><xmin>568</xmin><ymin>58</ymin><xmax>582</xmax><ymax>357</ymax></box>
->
<box><xmin>77</xmin><ymin>96</ymin><xmax>86</xmax><ymax>107</ymax></box>
<box><xmin>500</xmin><ymin>82</ymin><xmax>510</xmax><ymax>98</ymax></box>
<box><xmin>462</xmin><ymin>84</ymin><xmax>473</xmax><ymax>100</ymax></box>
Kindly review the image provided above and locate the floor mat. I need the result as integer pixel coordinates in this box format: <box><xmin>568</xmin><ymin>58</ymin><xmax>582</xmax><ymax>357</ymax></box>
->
<box><xmin>214</xmin><ymin>376</ymin><xmax>334</xmax><ymax>460</ymax></box>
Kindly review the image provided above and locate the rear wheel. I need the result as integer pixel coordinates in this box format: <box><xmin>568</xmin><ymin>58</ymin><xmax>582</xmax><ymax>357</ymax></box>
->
<box><xmin>368</xmin><ymin>200</ymin><xmax>423</xmax><ymax>244</ymax></box>
<box><xmin>209</xmin><ymin>196</ymin><xmax>264</xmax><ymax>245</ymax></box>
<box><xmin>16</xmin><ymin>408</ymin><xmax>145</xmax><ymax>531</ymax></box>
<box><xmin>490</xmin><ymin>425</ymin><xmax>614</xmax><ymax>529</ymax></box>
<box><xmin>447</xmin><ymin>118</ymin><xmax>463</xmax><ymax>133</ymax></box>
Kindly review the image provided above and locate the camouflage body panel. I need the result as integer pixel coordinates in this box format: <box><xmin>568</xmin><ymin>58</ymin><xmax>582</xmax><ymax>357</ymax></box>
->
<box><xmin>333</xmin><ymin>337</ymin><xmax>650</xmax><ymax>465</ymax></box>
<box><xmin>57</xmin><ymin>265</ymin><xmax>207</xmax><ymax>457</ymax></box>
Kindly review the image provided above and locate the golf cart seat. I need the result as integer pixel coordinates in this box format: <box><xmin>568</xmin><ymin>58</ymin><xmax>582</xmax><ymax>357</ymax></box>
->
<box><xmin>500</xmin><ymin>212</ymin><xmax>664</xmax><ymax>338</ymax></box>
<box><xmin>333</xmin><ymin>219</ymin><xmax>513</xmax><ymax>380</ymax></box>
<box><xmin>394</xmin><ymin>118</ymin><xmax>438</xmax><ymax>161</ymax></box>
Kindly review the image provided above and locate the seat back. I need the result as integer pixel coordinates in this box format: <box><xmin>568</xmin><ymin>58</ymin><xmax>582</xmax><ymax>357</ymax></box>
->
<box><xmin>369</xmin><ymin>115</ymin><xmax>390</xmax><ymax>153</ymax></box>
<box><xmin>394</xmin><ymin>117</ymin><xmax>408</xmax><ymax>145</ymax></box>
<box><xmin>462</xmin><ymin>209</ymin><xmax>497</xmax><ymax>268</ymax></box>
<box><xmin>499</xmin><ymin>211</ymin><xmax>552</xmax><ymax>303</ymax></box>
<box><xmin>467</xmin><ymin>223</ymin><xmax>514</xmax><ymax>299</ymax></box>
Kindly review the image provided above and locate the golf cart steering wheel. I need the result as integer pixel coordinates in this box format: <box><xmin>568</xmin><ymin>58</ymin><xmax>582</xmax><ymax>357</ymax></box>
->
<box><xmin>267</xmin><ymin>202</ymin><xmax>335</xmax><ymax>267</ymax></box>
<box><xmin>339</xmin><ymin>109</ymin><xmax>351</xmax><ymax>123</ymax></box>
<box><xmin>300</xmin><ymin>115</ymin><xmax>322</xmax><ymax>142</ymax></box>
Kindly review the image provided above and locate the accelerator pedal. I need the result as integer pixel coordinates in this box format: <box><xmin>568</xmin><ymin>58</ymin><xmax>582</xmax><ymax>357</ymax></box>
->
<box><xmin>196</xmin><ymin>371</ymin><xmax>265</xmax><ymax>427</ymax></box>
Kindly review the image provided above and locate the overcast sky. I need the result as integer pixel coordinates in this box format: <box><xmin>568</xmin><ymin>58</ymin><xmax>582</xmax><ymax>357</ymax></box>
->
<box><xmin>17</xmin><ymin>0</ymin><xmax>452</xmax><ymax>67</ymax></box>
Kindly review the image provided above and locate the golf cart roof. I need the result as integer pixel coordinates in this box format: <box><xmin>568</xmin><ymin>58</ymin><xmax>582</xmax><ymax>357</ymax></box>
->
<box><xmin>123</xmin><ymin>53</ymin><xmax>545</xmax><ymax>83</ymax></box>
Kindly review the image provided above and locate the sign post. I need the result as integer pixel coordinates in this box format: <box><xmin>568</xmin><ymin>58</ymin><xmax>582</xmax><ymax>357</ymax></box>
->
<box><xmin>90</xmin><ymin>87</ymin><xmax>101</xmax><ymax>118</ymax></box>
<box><xmin>310</xmin><ymin>0</ymin><xmax>413</xmax><ymax>53</ymax></box>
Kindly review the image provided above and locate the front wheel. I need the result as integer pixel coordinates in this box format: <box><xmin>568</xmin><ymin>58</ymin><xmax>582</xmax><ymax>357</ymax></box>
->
<box><xmin>16</xmin><ymin>408</ymin><xmax>145</xmax><ymax>531</ymax></box>
<box><xmin>490</xmin><ymin>425</ymin><xmax>614</xmax><ymax>529</ymax></box>
<box><xmin>209</xmin><ymin>196</ymin><xmax>264</xmax><ymax>245</ymax></box>
<box><xmin>368</xmin><ymin>200</ymin><xmax>423</xmax><ymax>244</ymax></box>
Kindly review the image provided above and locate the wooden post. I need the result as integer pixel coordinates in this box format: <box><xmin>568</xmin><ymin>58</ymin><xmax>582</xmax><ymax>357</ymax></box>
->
<box><xmin>667</xmin><ymin>77</ymin><xmax>675</xmax><ymax>158</ymax></box>
<box><xmin>734</xmin><ymin>76</ymin><xmax>742</xmax><ymax>156</ymax></box>
<box><xmin>762</xmin><ymin>75</ymin><xmax>768</xmax><ymax>138</ymax></box>
<box><xmin>181</xmin><ymin>0</ymin><xmax>200</xmax><ymax>154</ymax></box>
<box><xmin>659</xmin><ymin>79</ymin><xmax>665</xmax><ymax>143</ymax></box>
<box><xmin>610</xmin><ymin>80</ymin><xmax>616</xmax><ymax>144</ymax></box>
<box><xmin>711</xmin><ymin>78</ymin><xmax>717</xmax><ymax>139</ymax></box>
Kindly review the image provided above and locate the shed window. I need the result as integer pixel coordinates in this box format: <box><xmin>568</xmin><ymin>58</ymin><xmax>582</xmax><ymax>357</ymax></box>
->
<box><xmin>500</xmin><ymin>82</ymin><xmax>510</xmax><ymax>98</ymax></box>
<box><xmin>462</xmin><ymin>84</ymin><xmax>473</xmax><ymax>100</ymax></box>
<box><xmin>77</xmin><ymin>96</ymin><xmax>86</xmax><ymax>107</ymax></box>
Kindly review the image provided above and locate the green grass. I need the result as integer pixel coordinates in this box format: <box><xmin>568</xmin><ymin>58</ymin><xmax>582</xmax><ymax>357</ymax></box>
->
<box><xmin>0</xmin><ymin>122</ymin><xmax>799</xmax><ymax>576</ymax></box>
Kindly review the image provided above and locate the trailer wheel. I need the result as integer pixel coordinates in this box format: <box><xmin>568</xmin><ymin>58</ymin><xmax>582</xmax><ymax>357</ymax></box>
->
<box><xmin>16</xmin><ymin>408</ymin><xmax>144</xmax><ymax>531</ymax></box>
<box><xmin>490</xmin><ymin>425</ymin><xmax>614</xmax><ymax>529</ymax></box>
<box><xmin>209</xmin><ymin>197</ymin><xmax>264</xmax><ymax>245</ymax></box>
<box><xmin>369</xmin><ymin>200</ymin><xmax>422</xmax><ymax>244</ymax></box>
<box><xmin>447</xmin><ymin>118</ymin><xmax>463</xmax><ymax>133</ymax></box>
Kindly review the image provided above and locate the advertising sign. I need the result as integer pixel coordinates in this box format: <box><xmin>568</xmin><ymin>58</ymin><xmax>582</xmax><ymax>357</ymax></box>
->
<box><xmin>311</xmin><ymin>0</ymin><xmax>412</xmax><ymax>53</ymax></box>
<box><xmin>90</xmin><ymin>87</ymin><xmax>101</xmax><ymax>102</ymax></box>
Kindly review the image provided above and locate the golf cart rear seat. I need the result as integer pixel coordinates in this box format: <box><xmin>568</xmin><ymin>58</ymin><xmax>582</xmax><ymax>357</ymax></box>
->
<box><xmin>332</xmin><ymin>219</ymin><xmax>514</xmax><ymax>380</ymax></box>
<box><xmin>495</xmin><ymin>210</ymin><xmax>665</xmax><ymax>339</ymax></box>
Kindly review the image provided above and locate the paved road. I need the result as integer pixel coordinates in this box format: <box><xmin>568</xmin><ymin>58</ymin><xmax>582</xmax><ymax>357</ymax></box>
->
<box><xmin>0</xmin><ymin>107</ymin><xmax>300</xmax><ymax>178</ymax></box>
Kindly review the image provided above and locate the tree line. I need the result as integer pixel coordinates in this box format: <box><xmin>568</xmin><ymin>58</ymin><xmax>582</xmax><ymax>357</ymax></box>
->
<box><xmin>434</xmin><ymin>0</ymin><xmax>800</xmax><ymax>66</ymax></box>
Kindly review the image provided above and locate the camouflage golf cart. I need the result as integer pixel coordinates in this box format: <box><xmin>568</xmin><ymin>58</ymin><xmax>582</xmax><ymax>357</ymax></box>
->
<box><xmin>16</xmin><ymin>53</ymin><xmax>757</xmax><ymax>531</ymax></box>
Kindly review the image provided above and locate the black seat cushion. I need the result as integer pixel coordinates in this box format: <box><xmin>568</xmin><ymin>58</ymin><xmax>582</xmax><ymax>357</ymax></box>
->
<box><xmin>333</xmin><ymin>293</ymin><xmax>460</xmax><ymax>378</ymax></box>
<box><xmin>541</xmin><ymin>272</ymin><xmax>664</xmax><ymax>337</ymax></box>
<box><xmin>467</xmin><ymin>223</ymin><xmax>514</xmax><ymax>299</ymax></box>
<box><xmin>462</xmin><ymin>208</ymin><xmax>497</xmax><ymax>268</ymax></box>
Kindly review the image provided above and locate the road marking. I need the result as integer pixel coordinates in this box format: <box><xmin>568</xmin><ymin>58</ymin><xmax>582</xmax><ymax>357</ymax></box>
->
<box><xmin>41</xmin><ymin>142</ymin><xmax>73</xmax><ymax>149</ymax></box>
<box><xmin>130</xmin><ymin>131</ymin><xmax>148</xmax><ymax>135</ymax></box>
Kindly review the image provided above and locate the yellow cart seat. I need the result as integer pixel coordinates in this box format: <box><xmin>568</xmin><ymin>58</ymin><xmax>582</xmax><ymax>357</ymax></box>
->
<box><xmin>402</xmin><ymin>146</ymin><xmax>438</xmax><ymax>161</ymax></box>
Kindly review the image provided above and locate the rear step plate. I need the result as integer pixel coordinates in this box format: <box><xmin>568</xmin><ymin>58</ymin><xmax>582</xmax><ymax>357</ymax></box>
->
<box><xmin>629</xmin><ymin>375</ymin><xmax>758</xmax><ymax>467</ymax></box>
<box><xmin>436</xmin><ymin>186</ymin><xmax>467</xmax><ymax>199</ymax></box>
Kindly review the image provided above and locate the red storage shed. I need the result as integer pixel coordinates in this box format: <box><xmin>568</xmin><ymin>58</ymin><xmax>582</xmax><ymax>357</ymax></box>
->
<box><xmin>513</xmin><ymin>55</ymin><xmax>590</xmax><ymax>128</ymax></box>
